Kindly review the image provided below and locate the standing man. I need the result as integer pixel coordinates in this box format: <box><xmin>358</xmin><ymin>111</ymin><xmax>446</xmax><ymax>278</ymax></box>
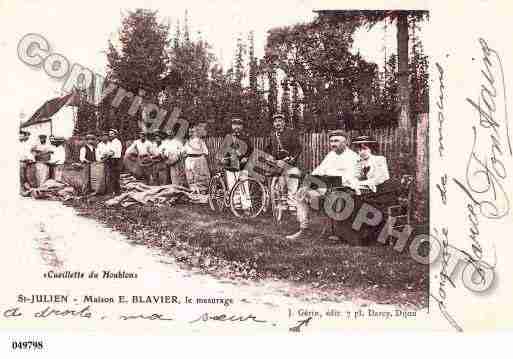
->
<box><xmin>264</xmin><ymin>113</ymin><xmax>302</xmax><ymax>208</ymax></box>
<box><xmin>91</xmin><ymin>132</ymin><xmax>112</xmax><ymax>195</ymax></box>
<box><xmin>161</xmin><ymin>128</ymin><xmax>185</xmax><ymax>186</ymax></box>
<box><xmin>126</xmin><ymin>131</ymin><xmax>155</xmax><ymax>184</ymax></box>
<box><xmin>79</xmin><ymin>133</ymin><xmax>97</xmax><ymax>194</ymax></box>
<box><xmin>31</xmin><ymin>134</ymin><xmax>53</xmax><ymax>160</ymax></box>
<box><xmin>19</xmin><ymin>130</ymin><xmax>33</xmax><ymax>193</ymax></box>
<box><xmin>150</xmin><ymin>132</ymin><xmax>168</xmax><ymax>185</ymax></box>
<box><xmin>218</xmin><ymin>117</ymin><xmax>253</xmax><ymax>211</ymax></box>
<box><xmin>96</xmin><ymin>132</ymin><xmax>111</xmax><ymax>161</ymax></box>
<box><xmin>31</xmin><ymin>134</ymin><xmax>53</xmax><ymax>187</ymax></box>
<box><xmin>48</xmin><ymin>136</ymin><xmax>66</xmax><ymax>182</ymax></box>
<box><xmin>286</xmin><ymin>130</ymin><xmax>360</xmax><ymax>240</ymax></box>
<box><xmin>107</xmin><ymin>129</ymin><xmax>123</xmax><ymax>195</ymax></box>
<box><xmin>79</xmin><ymin>134</ymin><xmax>97</xmax><ymax>163</ymax></box>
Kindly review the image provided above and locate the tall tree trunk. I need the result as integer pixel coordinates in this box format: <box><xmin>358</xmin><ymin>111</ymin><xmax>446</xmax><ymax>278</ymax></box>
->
<box><xmin>396</xmin><ymin>12</ymin><xmax>410</xmax><ymax>142</ymax></box>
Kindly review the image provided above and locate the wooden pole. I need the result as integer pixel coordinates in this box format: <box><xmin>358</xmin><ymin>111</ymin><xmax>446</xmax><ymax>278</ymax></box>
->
<box><xmin>396</xmin><ymin>11</ymin><xmax>410</xmax><ymax>150</ymax></box>
<box><xmin>415</xmin><ymin>113</ymin><xmax>429</xmax><ymax>224</ymax></box>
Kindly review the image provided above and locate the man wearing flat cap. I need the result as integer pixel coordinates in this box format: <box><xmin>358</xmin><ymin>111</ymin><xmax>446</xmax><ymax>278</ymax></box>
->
<box><xmin>218</xmin><ymin>117</ymin><xmax>254</xmax><ymax>212</ymax></box>
<box><xmin>264</xmin><ymin>113</ymin><xmax>302</xmax><ymax>208</ymax></box>
<box><xmin>286</xmin><ymin>129</ymin><xmax>360</xmax><ymax>240</ymax></box>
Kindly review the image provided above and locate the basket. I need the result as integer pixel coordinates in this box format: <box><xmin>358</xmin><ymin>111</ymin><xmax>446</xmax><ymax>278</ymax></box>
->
<box><xmin>90</xmin><ymin>162</ymin><xmax>106</xmax><ymax>194</ymax></box>
<box><xmin>34</xmin><ymin>162</ymin><xmax>50</xmax><ymax>187</ymax></box>
<box><xmin>62</xmin><ymin>163</ymin><xmax>90</xmax><ymax>194</ymax></box>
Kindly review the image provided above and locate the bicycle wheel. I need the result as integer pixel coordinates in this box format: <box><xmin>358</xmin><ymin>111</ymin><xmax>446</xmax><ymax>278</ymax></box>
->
<box><xmin>229</xmin><ymin>178</ymin><xmax>266</xmax><ymax>218</ymax></box>
<box><xmin>208</xmin><ymin>174</ymin><xmax>227</xmax><ymax>212</ymax></box>
<box><xmin>269</xmin><ymin>176</ymin><xmax>284</xmax><ymax>223</ymax></box>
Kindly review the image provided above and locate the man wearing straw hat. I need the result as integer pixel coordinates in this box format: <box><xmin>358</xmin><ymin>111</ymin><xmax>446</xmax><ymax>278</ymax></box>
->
<box><xmin>286</xmin><ymin>129</ymin><xmax>360</xmax><ymax>240</ymax></box>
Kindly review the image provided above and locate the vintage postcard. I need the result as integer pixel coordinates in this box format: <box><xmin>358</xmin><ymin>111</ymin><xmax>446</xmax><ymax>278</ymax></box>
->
<box><xmin>0</xmin><ymin>0</ymin><xmax>512</xmax><ymax>352</ymax></box>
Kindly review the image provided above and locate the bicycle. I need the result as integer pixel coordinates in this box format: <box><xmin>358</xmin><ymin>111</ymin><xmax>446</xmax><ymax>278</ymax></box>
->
<box><xmin>228</xmin><ymin>156</ymin><xmax>297</xmax><ymax>223</ymax></box>
<box><xmin>208</xmin><ymin>165</ymin><xmax>267</xmax><ymax>219</ymax></box>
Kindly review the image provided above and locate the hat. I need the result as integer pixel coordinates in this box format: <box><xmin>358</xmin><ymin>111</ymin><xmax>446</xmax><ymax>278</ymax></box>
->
<box><xmin>272</xmin><ymin>113</ymin><xmax>285</xmax><ymax>121</ymax></box>
<box><xmin>231</xmin><ymin>118</ymin><xmax>243</xmax><ymax>125</ymax></box>
<box><xmin>352</xmin><ymin>135</ymin><xmax>377</xmax><ymax>145</ymax></box>
<box><xmin>328</xmin><ymin>130</ymin><xmax>348</xmax><ymax>139</ymax></box>
<box><xmin>39</xmin><ymin>134</ymin><xmax>47</xmax><ymax>138</ymax></box>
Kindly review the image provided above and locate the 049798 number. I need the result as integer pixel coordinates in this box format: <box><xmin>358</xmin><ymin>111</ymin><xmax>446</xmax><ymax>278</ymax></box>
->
<box><xmin>11</xmin><ymin>340</ymin><xmax>44</xmax><ymax>350</ymax></box>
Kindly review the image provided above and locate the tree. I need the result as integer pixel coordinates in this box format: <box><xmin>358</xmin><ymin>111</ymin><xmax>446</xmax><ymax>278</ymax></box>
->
<box><xmin>280</xmin><ymin>79</ymin><xmax>291</xmax><ymax>124</ymax></box>
<box><xmin>291</xmin><ymin>81</ymin><xmax>300</xmax><ymax>129</ymax></box>
<box><xmin>105</xmin><ymin>8</ymin><xmax>170</xmax><ymax>138</ymax></box>
<box><xmin>265</xmin><ymin>20</ymin><xmax>380</xmax><ymax>131</ymax></box>
<box><xmin>267</xmin><ymin>64</ymin><xmax>278</xmax><ymax>117</ymax></box>
<box><xmin>74</xmin><ymin>90</ymin><xmax>98</xmax><ymax>136</ymax></box>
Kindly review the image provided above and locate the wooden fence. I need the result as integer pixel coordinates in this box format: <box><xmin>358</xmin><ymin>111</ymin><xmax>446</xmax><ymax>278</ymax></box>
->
<box><xmin>204</xmin><ymin>127</ymin><xmax>416</xmax><ymax>176</ymax></box>
<box><xmin>66</xmin><ymin>126</ymin><xmax>417</xmax><ymax>176</ymax></box>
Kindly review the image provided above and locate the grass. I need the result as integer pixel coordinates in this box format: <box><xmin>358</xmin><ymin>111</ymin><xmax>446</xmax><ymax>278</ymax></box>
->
<box><xmin>67</xmin><ymin>196</ymin><xmax>428</xmax><ymax>308</ymax></box>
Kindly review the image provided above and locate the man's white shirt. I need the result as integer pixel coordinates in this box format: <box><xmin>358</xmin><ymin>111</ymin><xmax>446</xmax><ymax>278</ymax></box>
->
<box><xmin>19</xmin><ymin>141</ymin><xmax>34</xmax><ymax>161</ymax></box>
<box><xmin>79</xmin><ymin>144</ymin><xmax>96</xmax><ymax>162</ymax></box>
<box><xmin>311</xmin><ymin>148</ymin><xmax>360</xmax><ymax>180</ymax></box>
<box><xmin>109</xmin><ymin>138</ymin><xmax>123</xmax><ymax>159</ymax></box>
<box><xmin>126</xmin><ymin>139</ymin><xmax>154</xmax><ymax>157</ymax></box>
<box><xmin>160</xmin><ymin>138</ymin><xmax>184</xmax><ymax>158</ymax></box>
<box><xmin>96</xmin><ymin>142</ymin><xmax>111</xmax><ymax>161</ymax></box>
<box><xmin>50</xmin><ymin>145</ymin><xmax>66</xmax><ymax>164</ymax></box>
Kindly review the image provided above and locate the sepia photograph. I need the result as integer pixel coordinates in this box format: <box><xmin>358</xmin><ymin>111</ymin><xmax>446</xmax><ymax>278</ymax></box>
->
<box><xmin>5</xmin><ymin>0</ymin><xmax>513</xmax><ymax>351</ymax></box>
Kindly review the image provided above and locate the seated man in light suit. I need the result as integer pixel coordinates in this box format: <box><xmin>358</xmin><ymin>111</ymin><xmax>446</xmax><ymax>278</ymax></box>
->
<box><xmin>286</xmin><ymin>130</ymin><xmax>360</xmax><ymax>240</ymax></box>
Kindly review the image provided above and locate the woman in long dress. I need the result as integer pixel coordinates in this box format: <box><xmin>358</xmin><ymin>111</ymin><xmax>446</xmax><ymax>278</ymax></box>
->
<box><xmin>183</xmin><ymin>125</ymin><xmax>210</xmax><ymax>193</ymax></box>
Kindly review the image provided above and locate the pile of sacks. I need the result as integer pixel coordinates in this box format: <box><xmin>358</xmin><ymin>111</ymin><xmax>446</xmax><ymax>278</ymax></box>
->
<box><xmin>120</xmin><ymin>173</ymin><xmax>139</xmax><ymax>190</ymax></box>
<box><xmin>105</xmin><ymin>181</ymin><xmax>208</xmax><ymax>208</ymax></box>
<box><xmin>22</xmin><ymin>179</ymin><xmax>76</xmax><ymax>201</ymax></box>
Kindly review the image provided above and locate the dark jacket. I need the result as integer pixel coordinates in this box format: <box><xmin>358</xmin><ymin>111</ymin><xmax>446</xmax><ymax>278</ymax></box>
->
<box><xmin>265</xmin><ymin>128</ymin><xmax>302</xmax><ymax>166</ymax></box>
<box><xmin>82</xmin><ymin>145</ymin><xmax>96</xmax><ymax>162</ymax></box>
<box><xmin>218</xmin><ymin>132</ymin><xmax>253</xmax><ymax>171</ymax></box>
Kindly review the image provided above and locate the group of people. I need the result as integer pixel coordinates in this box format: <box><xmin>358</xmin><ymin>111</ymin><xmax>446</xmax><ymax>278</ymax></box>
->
<box><xmin>19</xmin><ymin>131</ymin><xmax>67</xmax><ymax>189</ymax></box>
<box><xmin>78</xmin><ymin>129</ymin><xmax>123</xmax><ymax>195</ymax></box>
<box><xmin>215</xmin><ymin>113</ymin><xmax>391</xmax><ymax>240</ymax></box>
<box><xmin>20</xmin><ymin>113</ymin><xmax>392</xmax><ymax>241</ymax></box>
